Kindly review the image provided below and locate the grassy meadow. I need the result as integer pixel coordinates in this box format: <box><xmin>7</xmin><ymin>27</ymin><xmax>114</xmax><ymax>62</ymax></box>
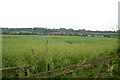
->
<box><xmin>2</xmin><ymin>35</ymin><xmax>118</xmax><ymax>78</ymax></box>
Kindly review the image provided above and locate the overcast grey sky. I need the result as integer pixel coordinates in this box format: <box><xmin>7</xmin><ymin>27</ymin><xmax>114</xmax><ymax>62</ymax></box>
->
<box><xmin>0</xmin><ymin>0</ymin><xmax>119</xmax><ymax>31</ymax></box>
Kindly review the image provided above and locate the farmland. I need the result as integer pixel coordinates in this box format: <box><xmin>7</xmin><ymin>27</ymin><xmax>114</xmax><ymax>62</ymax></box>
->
<box><xmin>2</xmin><ymin>35</ymin><xmax>118</xmax><ymax>78</ymax></box>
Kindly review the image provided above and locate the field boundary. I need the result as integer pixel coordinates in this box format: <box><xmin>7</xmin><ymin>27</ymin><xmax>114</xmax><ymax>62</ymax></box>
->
<box><xmin>26</xmin><ymin>53</ymin><xmax>120</xmax><ymax>78</ymax></box>
<box><xmin>1</xmin><ymin>53</ymin><xmax>120</xmax><ymax>78</ymax></box>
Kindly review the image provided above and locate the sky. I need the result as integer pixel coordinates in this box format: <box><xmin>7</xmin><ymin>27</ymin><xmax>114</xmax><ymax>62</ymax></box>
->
<box><xmin>0</xmin><ymin>0</ymin><xmax>119</xmax><ymax>31</ymax></box>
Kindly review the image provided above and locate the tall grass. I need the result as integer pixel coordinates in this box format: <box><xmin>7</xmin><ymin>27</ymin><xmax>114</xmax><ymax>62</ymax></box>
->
<box><xmin>2</xmin><ymin>35</ymin><xmax>118</xmax><ymax>77</ymax></box>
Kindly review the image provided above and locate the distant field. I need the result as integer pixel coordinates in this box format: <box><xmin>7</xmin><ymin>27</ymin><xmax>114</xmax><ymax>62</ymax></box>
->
<box><xmin>2</xmin><ymin>35</ymin><xmax>118</xmax><ymax>78</ymax></box>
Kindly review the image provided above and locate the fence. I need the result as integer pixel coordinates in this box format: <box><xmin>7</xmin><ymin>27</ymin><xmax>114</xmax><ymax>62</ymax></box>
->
<box><xmin>1</xmin><ymin>53</ymin><xmax>120</xmax><ymax>78</ymax></box>
<box><xmin>1</xmin><ymin>66</ymin><xmax>30</xmax><ymax>78</ymax></box>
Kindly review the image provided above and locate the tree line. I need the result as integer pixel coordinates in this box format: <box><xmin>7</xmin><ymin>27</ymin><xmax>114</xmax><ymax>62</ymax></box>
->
<box><xmin>2</xmin><ymin>27</ymin><xmax>118</xmax><ymax>37</ymax></box>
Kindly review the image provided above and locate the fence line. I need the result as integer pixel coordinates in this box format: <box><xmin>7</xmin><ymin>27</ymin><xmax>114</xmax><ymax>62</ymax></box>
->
<box><xmin>1</xmin><ymin>53</ymin><xmax>120</xmax><ymax>78</ymax></box>
<box><xmin>26</xmin><ymin>53</ymin><xmax>120</xmax><ymax>78</ymax></box>
<box><xmin>0</xmin><ymin>66</ymin><xmax>30</xmax><ymax>77</ymax></box>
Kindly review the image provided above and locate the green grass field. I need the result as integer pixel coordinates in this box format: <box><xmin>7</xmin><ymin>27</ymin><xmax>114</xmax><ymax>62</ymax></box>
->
<box><xmin>2</xmin><ymin>35</ymin><xmax>118</xmax><ymax>78</ymax></box>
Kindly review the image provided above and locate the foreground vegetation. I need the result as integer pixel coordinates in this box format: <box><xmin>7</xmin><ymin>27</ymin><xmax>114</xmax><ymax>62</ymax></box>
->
<box><xmin>2</xmin><ymin>35</ymin><xmax>118</xmax><ymax>78</ymax></box>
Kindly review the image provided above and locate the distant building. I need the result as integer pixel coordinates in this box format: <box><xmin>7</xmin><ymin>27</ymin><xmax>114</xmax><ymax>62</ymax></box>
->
<box><xmin>94</xmin><ymin>35</ymin><xmax>104</xmax><ymax>37</ymax></box>
<box><xmin>101</xmin><ymin>35</ymin><xmax>104</xmax><ymax>37</ymax></box>
<box><xmin>88</xmin><ymin>35</ymin><xmax>92</xmax><ymax>37</ymax></box>
<box><xmin>94</xmin><ymin>35</ymin><xmax>98</xmax><ymax>37</ymax></box>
